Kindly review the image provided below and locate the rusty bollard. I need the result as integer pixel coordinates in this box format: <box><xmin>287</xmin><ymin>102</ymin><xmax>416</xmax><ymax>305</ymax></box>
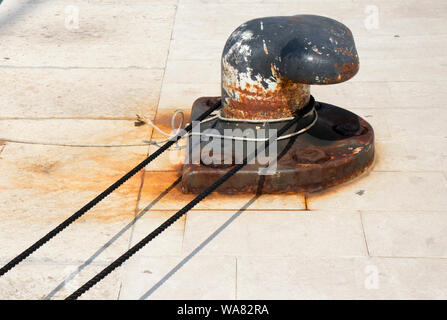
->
<box><xmin>222</xmin><ymin>15</ymin><xmax>359</xmax><ymax>120</ymax></box>
<box><xmin>182</xmin><ymin>15</ymin><xmax>374</xmax><ymax>194</ymax></box>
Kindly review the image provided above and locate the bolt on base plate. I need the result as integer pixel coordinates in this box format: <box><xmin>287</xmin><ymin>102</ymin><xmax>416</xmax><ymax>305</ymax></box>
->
<box><xmin>181</xmin><ymin>97</ymin><xmax>375</xmax><ymax>194</ymax></box>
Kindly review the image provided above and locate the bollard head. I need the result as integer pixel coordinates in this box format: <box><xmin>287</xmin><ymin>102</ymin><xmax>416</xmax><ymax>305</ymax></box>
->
<box><xmin>222</xmin><ymin>15</ymin><xmax>359</xmax><ymax>120</ymax></box>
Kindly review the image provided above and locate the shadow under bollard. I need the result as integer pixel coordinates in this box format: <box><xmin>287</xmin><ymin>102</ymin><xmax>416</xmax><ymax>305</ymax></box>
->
<box><xmin>44</xmin><ymin>176</ymin><xmax>182</xmax><ymax>300</ymax></box>
<box><xmin>137</xmin><ymin>134</ymin><xmax>299</xmax><ymax>299</ymax></box>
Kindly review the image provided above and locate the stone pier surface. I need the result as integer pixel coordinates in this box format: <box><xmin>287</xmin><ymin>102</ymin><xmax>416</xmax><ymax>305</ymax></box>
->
<box><xmin>0</xmin><ymin>0</ymin><xmax>447</xmax><ymax>299</ymax></box>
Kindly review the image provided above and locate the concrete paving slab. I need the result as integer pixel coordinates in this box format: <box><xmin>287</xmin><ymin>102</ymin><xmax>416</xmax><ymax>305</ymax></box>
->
<box><xmin>373</xmin><ymin>138</ymin><xmax>447</xmax><ymax>172</ymax></box>
<box><xmin>362</xmin><ymin>210</ymin><xmax>447</xmax><ymax>258</ymax></box>
<box><xmin>181</xmin><ymin>210</ymin><xmax>367</xmax><ymax>257</ymax></box>
<box><xmin>355</xmin><ymin>57</ymin><xmax>447</xmax><ymax>82</ymax></box>
<box><xmin>0</xmin><ymin>0</ymin><xmax>176</xmax><ymax>68</ymax></box>
<box><xmin>350</xmin><ymin>107</ymin><xmax>447</xmax><ymax>140</ymax></box>
<box><xmin>0</xmin><ymin>68</ymin><xmax>162</xmax><ymax>118</ymax></box>
<box><xmin>158</xmin><ymin>82</ymin><xmax>220</xmax><ymax>111</ymax></box>
<box><xmin>157</xmin><ymin>60</ymin><xmax>220</xmax><ymax>110</ymax></box>
<box><xmin>307</xmin><ymin>171</ymin><xmax>447</xmax><ymax>212</ymax></box>
<box><xmin>237</xmin><ymin>256</ymin><xmax>447</xmax><ymax>299</ymax></box>
<box><xmin>0</xmin><ymin>119</ymin><xmax>152</xmax><ymax>145</ymax></box>
<box><xmin>119</xmin><ymin>255</ymin><xmax>236</xmax><ymax>299</ymax></box>
<box><xmin>0</xmin><ymin>260</ymin><xmax>122</xmax><ymax>300</ymax></box>
<box><xmin>0</xmin><ymin>141</ymin><xmax>148</xmax><ymax>231</ymax></box>
<box><xmin>128</xmin><ymin>211</ymin><xmax>185</xmax><ymax>257</ymax></box>
<box><xmin>167</xmin><ymin>38</ymin><xmax>222</xmax><ymax>61</ymax></box>
<box><xmin>312</xmin><ymin>81</ymin><xmax>447</xmax><ymax>110</ymax></box>
<box><xmin>0</xmin><ymin>218</ymin><xmax>134</xmax><ymax>264</ymax></box>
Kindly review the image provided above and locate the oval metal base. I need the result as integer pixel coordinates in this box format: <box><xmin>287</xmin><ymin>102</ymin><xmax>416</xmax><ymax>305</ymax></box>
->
<box><xmin>181</xmin><ymin>97</ymin><xmax>375</xmax><ymax>194</ymax></box>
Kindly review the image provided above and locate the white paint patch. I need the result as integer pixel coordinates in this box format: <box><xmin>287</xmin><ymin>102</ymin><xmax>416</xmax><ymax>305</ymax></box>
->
<box><xmin>222</xmin><ymin>28</ymin><xmax>277</xmax><ymax>100</ymax></box>
<box><xmin>225</xmin><ymin>30</ymin><xmax>254</xmax><ymax>63</ymax></box>
<box><xmin>238</xmin><ymin>45</ymin><xmax>252</xmax><ymax>61</ymax></box>
<box><xmin>222</xmin><ymin>63</ymin><xmax>279</xmax><ymax>101</ymax></box>
<box><xmin>263</xmin><ymin>39</ymin><xmax>269</xmax><ymax>55</ymax></box>
<box><xmin>240</xmin><ymin>30</ymin><xmax>254</xmax><ymax>41</ymax></box>
<box><xmin>229</xmin><ymin>29</ymin><xmax>253</xmax><ymax>43</ymax></box>
<box><xmin>260</xmin><ymin>21</ymin><xmax>264</xmax><ymax>30</ymax></box>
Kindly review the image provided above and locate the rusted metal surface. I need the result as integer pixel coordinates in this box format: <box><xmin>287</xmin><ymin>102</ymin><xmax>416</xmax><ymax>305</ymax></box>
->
<box><xmin>181</xmin><ymin>97</ymin><xmax>374</xmax><ymax>194</ymax></box>
<box><xmin>222</xmin><ymin>70</ymin><xmax>311</xmax><ymax>119</ymax></box>
<box><xmin>221</xmin><ymin>15</ymin><xmax>359</xmax><ymax>120</ymax></box>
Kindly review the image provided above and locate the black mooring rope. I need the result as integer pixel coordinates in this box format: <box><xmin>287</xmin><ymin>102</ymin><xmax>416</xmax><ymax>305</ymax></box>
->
<box><xmin>66</xmin><ymin>110</ymin><xmax>303</xmax><ymax>300</ymax></box>
<box><xmin>0</xmin><ymin>101</ymin><xmax>222</xmax><ymax>277</ymax></box>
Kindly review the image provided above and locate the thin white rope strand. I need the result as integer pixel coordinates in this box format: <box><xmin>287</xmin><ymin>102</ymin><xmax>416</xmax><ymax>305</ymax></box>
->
<box><xmin>0</xmin><ymin>107</ymin><xmax>316</xmax><ymax>147</ymax></box>
<box><xmin>188</xmin><ymin>108</ymin><xmax>318</xmax><ymax>142</ymax></box>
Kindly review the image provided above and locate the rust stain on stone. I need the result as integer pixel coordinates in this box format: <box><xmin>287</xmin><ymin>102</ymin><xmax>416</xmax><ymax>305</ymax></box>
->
<box><xmin>5</xmin><ymin>147</ymin><xmax>146</xmax><ymax>223</ymax></box>
<box><xmin>22</xmin><ymin>161</ymin><xmax>60</xmax><ymax>175</ymax></box>
<box><xmin>140</xmin><ymin>170</ymin><xmax>275</xmax><ymax>209</ymax></box>
<box><xmin>304</xmin><ymin>159</ymin><xmax>375</xmax><ymax>207</ymax></box>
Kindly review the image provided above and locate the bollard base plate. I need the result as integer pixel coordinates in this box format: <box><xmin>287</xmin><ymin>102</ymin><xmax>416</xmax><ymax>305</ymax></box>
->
<box><xmin>181</xmin><ymin>97</ymin><xmax>375</xmax><ymax>194</ymax></box>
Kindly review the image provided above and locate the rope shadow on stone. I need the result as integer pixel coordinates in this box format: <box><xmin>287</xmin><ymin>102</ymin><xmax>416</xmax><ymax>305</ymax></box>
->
<box><xmin>137</xmin><ymin>131</ymin><xmax>299</xmax><ymax>300</ymax></box>
<box><xmin>44</xmin><ymin>176</ymin><xmax>182</xmax><ymax>300</ymax></box>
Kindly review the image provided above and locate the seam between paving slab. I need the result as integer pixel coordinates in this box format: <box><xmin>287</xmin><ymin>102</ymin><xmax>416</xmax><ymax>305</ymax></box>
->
<box><xmin>0</xmin><ymin>140</ymin><xmax>153</xmax><ymax>148</ymax></box>
<box><xmin>235</xmin><ymin>257</ymin><xmax>238</xmax><ymax>300</ymax></box>
<box><xmin>5</xmin><ymin>254</ymin><xmax>447</xmax><ymax>266</ymax></box>
<box><xmin>117</xmin><ymin>0</ymin><xmax>180</xmax><ymax>300</ymax></box>
<box><xmin>0</xmin><ymin>117</ymin><xmax>145</xmax><ymax>120</ymax></box>
<box><xmin>128</xmin><ymin>0</ymin><xmax>180</xmax><ymax>246</ymax></box>
<box><xmin>359</xmin><ymin>211</ymin><xmax>371</xmax><ymax>257</ymax></box>
<box><xmin>0</xmin><ymin>65</ymin><xmax>165</xmax><ymax>70</ymax></box>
